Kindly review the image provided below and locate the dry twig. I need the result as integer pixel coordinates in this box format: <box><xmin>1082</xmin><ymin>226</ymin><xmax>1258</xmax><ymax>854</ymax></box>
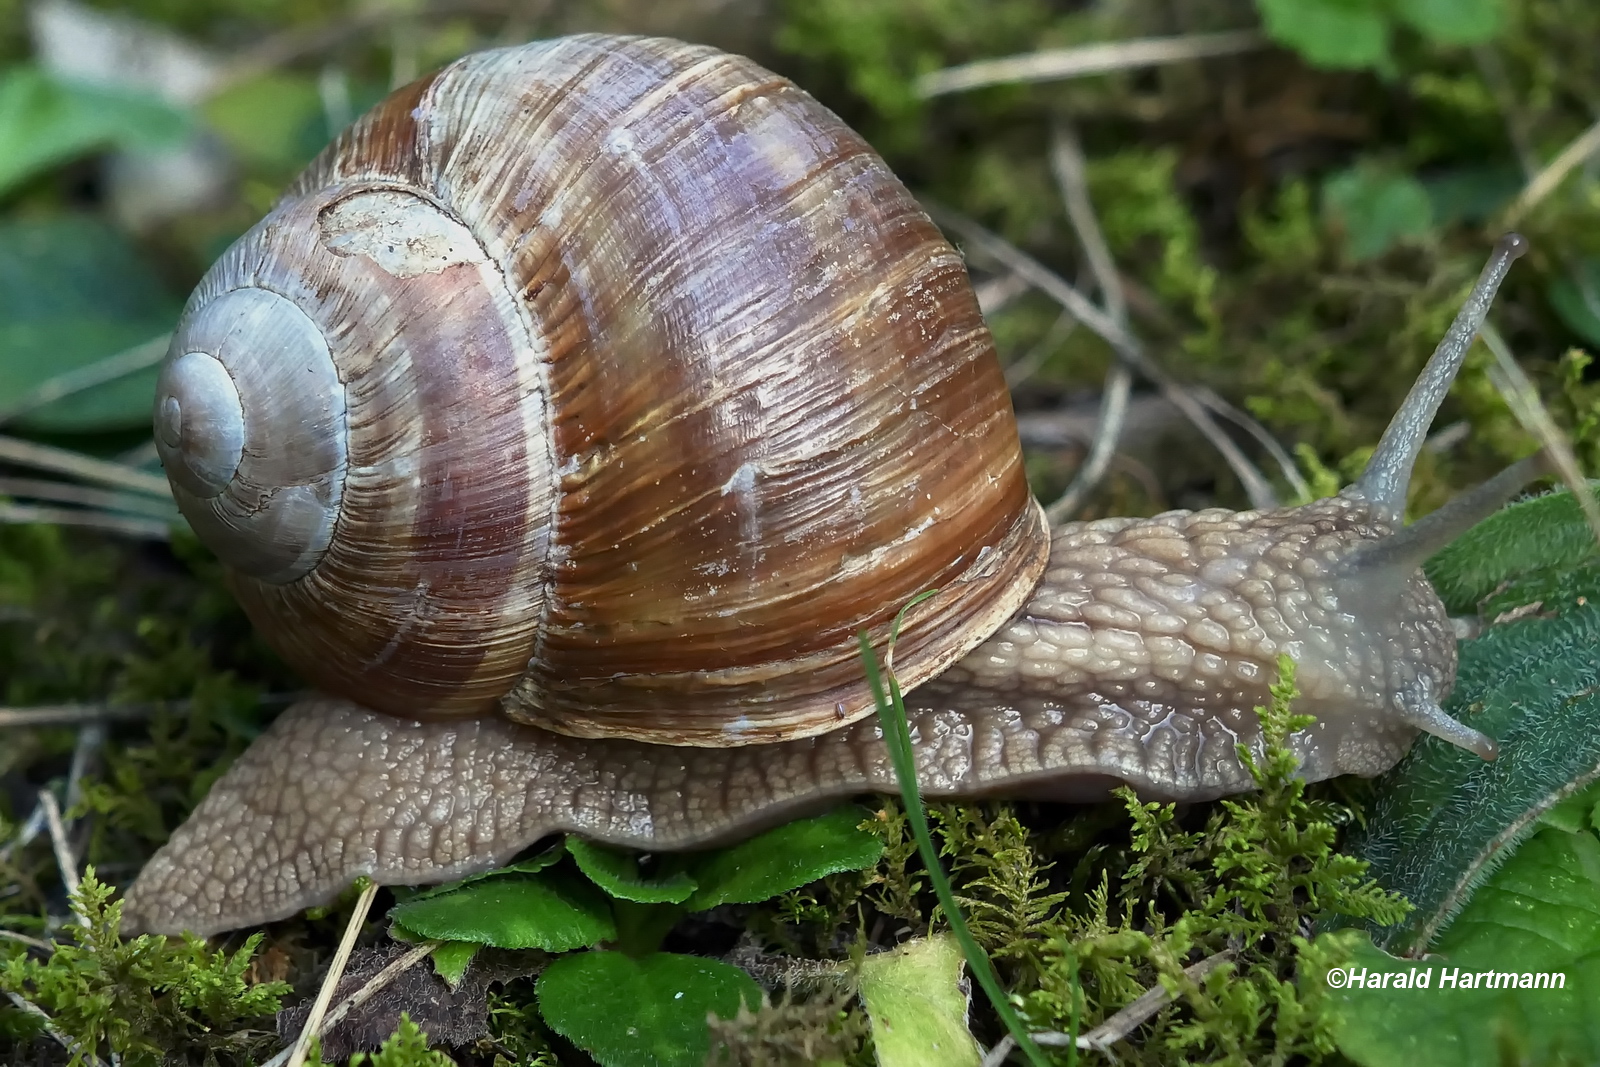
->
<box><xmin>38</xmin><ymin>791</ymin><xmax>82</xmax><ymax>921</ymax></box>
<box><xmin>0</xmin><ymin>476</ymin><xmax>176</xmax><ymax>518</ymax></box>
<box><xmin>0</xmin><ymin>929</ymin><xmax>55</xmax><ymax>953</ymax></box>
<box><xmin>0</xmin><ymin>702</ymin><xmax>170</xmax><ymax>729</ymax></box>
<box><xmin>1044</xmin><ymin>120</ymin><xmax>1134</xmax><ymax>521</ymax></box>
<box><xmin>1478</xmin><ymin>323</ymin><xmax>1600</xmax><ymax>544</ymax></box>
<box><xmin>284</xmin><ymin>881</ymin><xmax>380</xmax><ymax>1067</ymax></box>
<box><xmin>1504</xmin><ymin>116</ymin><xmax>1600</xmax><ymax>226</ymax></box>
<box><xmin>0</xmin><ymin>502</ymin><xmax>173</xmax><ymax>541</ymax></box>
<box><xmin>917</xmin><ymin>30</ymin><xmax>1265</xmax><ymax>98</ymax></box>
<box><xmin>981</xmin><ymin>950</ymin><xmax>1233</xmax><ymax>1065</ymax></box>
<box><xmin>0</xmin><ymin>436</ymin><xmax>171</xmax><ymax>498</ymax></box>
<box><xmin>0</xmin><ymin>335</ymin><xmax>171</xmax><ymax>428</ymax></box>
<box><xmin>926</xmin><ymin>203</ymin><xmax>1280</xmax><ymax>509</ymax></box>
<box><xmin>260</xmin><ymin>939</ymin><xmax>441</xmax><ymax>1067</ymax></box>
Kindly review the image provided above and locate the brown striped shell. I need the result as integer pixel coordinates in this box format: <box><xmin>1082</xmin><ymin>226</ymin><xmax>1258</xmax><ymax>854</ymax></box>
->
<box><xmin>152</xmin><ymin>34</ymin><xmax>1048</xmax><ymax>746</ymax></box>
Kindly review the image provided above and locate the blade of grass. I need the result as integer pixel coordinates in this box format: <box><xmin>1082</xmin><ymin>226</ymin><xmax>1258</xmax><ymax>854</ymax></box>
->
<box><xmin>859</xmin><ymin>593</ymin><xmax>1058</xmax><ymax>1067</ymax></box>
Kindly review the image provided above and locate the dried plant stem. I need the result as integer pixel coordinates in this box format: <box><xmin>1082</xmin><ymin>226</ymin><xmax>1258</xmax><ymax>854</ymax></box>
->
<box><xmin>1192</xmin><ymin>386</ymin><xmax>1310</xmax><ymax>502</ymax></box>
<box><xmin>917</xmin><ymin>29</ymin><xmax>1265</xmax><ymax>97</ymax></box>
<box><xmin>0</xmin><ymin>502</ymin><xmax>173</xmax><ymax>541</ymax></box>
<box><xmin>0</xmin><ymin>801</ymin><xmax>46</xmax><ymax>864</ymax></box>
<box><xmin>38</xmin><ymin>791</ymin><xmax>82</xmax><ymax>921</ymax></box>
<box><xmin>0</xmin><ymin>693</ymin><xmax>295</xmax><ymax>730</ymax></box>
<box><xmin>0</xmin><ymin>476</ymin><xmax>177</xmax><ymax>518</ymax></box>
<box><xmin>65</xmin><ymin>724</ymin><xmax>105</xmax><ymax>819</ymax></box>
<box><xmin>1478</xmin><ymin>323</ymin><xmax>1600</xmax><ymax>545</ymax></box>
<box><xmin>1045</xmin><ymin>120</ymin><xmax>1132</xmax><ymax>521</ymax></box>
<box><xmin>318</xmin><ymin>941</ymin><xmax>439</xmax><ymax>1037</ymax></box>
<box><xmin>284</xmin><ymin>881</ymin><xmax>380</xmax><ymax>1067</ymax></box>
<box><xmin>927</xmin><ymin>203</ymin><xmax>1280</xmax><ymax>509</ymax></box>
<box><xmin>0</xmin><ymin>929</ymin><xmax>54</xmax><ymax>952</ymax></box>
<box><xmin>214</xmin><ymin>0</ymin><xmax>545</xmax><ymax>95</ymax></box>
<box><xmin>261</xmin><ymin>939</ymin><xmax>440</xmax><ymax>1067</ymax></box>
<box><xmin>6</xmin><ymin>991</ymin><xmax>110</xmax><ymax>1067</ymax></box>
<box><xmin>1005</xmin><ymin>308</ymin><xmax>1079</xmax><ymax>388</ymax></box>
<box><xmin>1505</xmin><ymin>116</ymin><xmax>1600</xmax><ymax>226</ymax></box>
<box><xmin>980</xmin><ymin>950</ymin><xmax>1233</xmax><ymax>1064</ymax></box>
<box><xmin>975</xmin><ymin>270</ymin><xmax>1033</xmax><ymax>318</ymax></box>
<box><xmin>0</xmin><ymin>436</ymin><xmax>172</xmax><ymax>498</ymax></box>
<box><xmin>0</xmin><ymin>703</ymin><xmax>165</xmax><ymax>729</ymax></box>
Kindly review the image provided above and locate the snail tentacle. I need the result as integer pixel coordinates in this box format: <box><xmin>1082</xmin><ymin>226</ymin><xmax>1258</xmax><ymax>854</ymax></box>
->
<box><xmin>1347</xmin><ymin>232</ymin><xmax>1527</xmax><ymax>521</ymax></box>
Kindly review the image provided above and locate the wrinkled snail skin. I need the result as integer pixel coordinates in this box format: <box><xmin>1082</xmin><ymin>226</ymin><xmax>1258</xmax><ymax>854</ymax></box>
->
<box><xmin>123</xmin><ymin>35</ymin><xmax>1534</xmax><ymax>937</ymax></box>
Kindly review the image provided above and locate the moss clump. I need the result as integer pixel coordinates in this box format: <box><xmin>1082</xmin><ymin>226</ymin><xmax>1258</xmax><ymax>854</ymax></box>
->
<box><xmin>306</xmin><ymin>1015</ymin><xmax>460</xmax><ymax>1067</ymax></box>
<box><xmin>0</xmin><ymin>868</ymin><xmax>288</xmax><ymax>1065</ymax></box>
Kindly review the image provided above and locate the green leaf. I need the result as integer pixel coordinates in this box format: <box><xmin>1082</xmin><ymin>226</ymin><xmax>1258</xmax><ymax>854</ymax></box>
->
<box><xmin>426</xmin><ymin>941</ymin><xmax>480</xmax><ymax>991</ymax></box>
<box><xmin>1323</xmin><ymin>165</ymin><xmax>1434</xmax><ymax>261</ymax></box>
<box><xmin>566</xmin><ymin>836</ymin><xmax>697</xmax><ymax>904</ymax></box>
<box><xmin>858</xmin><ymin>935</ymin><xmax>983</xmax><ymax>1067</ymax></box>
<box><xmin>1333</xmin><ymin>827</ymin><xmax>1600</xmax><ymax>1066</ymax></box>
<box><xmin>535</xmin><ymin>951</ymin><xmax>761</xmax><ymax>1067</ymax></box>
<box><xmin>0</xmin><ymin>215</ymin><xmax>180</xmax><ymax>431</ymax></box>
<box><xmin>201</xmin><ymin>72</ymin><xmax>326</xmax><ymax>171</ymax></box>
<box><xmin>388</xmin><ymin>870</ymin><xmax>616</xmax><ymax>952</ymax></box>
<box><xmin>683</xmin><ymin>805</ymin><xmax>883</xmax><ymax>911</ymax></box>
<box><xmin>1255</xmin><ymin>0</ymin><xmax>1392</xmax><ymax>70</ymax></box>
<box><xmin>1548</xmin><ymin>260</ymin><xmax>1600</xmax><ymax>349</ymax></box>
<box><xmin>393</xmin><ymin>843</ymin><xmax>566</xmax><ymax>904</ymax></box>
<box><xmin>1393</xmin><ymin>0</ymin><xmax>1505</xmax><ymax>44</ymax></box>
<box><xmin>1343</xmin><ymin>598</ymin><xmax>1600</xmax><ymax>954</ymax></box>
<box><xmin>0</xmin><ymin>66</ymin><xmax>190</xmax><ymax>197</ymax></box>
<box><xmin>390</xmin><ymin>926</ymin><xmax>482</xmax><ymax>991</ymax></box>
<box><xmin>1423</xmin><ymin>486</ymin><xmax>1600</xmax><ymax>613</ymax></box>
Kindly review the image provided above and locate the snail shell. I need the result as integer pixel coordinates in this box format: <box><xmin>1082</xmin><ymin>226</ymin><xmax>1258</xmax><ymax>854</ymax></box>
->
<box><xmin>152</xmin><ymin>33</ymin><xmax>1048</xmax><ymax>745</ymax></box>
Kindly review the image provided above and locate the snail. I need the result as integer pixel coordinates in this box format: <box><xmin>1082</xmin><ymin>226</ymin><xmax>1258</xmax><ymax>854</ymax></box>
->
<box><xmin>123</xmin><ymin>34</ymin><xmax>1547</xmax><ymax>937</ymax></box>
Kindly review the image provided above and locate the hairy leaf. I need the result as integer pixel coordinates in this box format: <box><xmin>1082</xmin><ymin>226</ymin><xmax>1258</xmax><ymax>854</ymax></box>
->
<box><xmin>1322</xmin><ymin>165</ymin><xmax>1434</xmax><ymax>261</ymax></box>
<box><xmin>536</xmin><ymin>951</ymin><xmax>761</xmax><ymax>1067</ymax></box>
<box><xmin>1393</xmin><ymin>0</ymin><xmax>1505</xmax><ymax>43</ymax></box>
<box><xmin>1549</xmin><ymin>261</ymin><xmax>1600</xmax><ymax>349</ymax></box>
<box><xmin>566</xmin><ymin>836</ymin><xmax>697</xmax><ymax>904</ymax></box>
<box><xmin>1424</xmin><ymin>486</ymin><xmax>1600</xmax><ymax>613</ymax></box>
<box><xmin>685</xmin><ymin>805</ymin><xmax>883</xmax><ymax>911</ymax></box>
<box><xmin>858</xmin><ymin>935</ymin><xmax>983</xmax><ymax>1067</ymax></box>
<box><xmin>388</xmin><ymin>871</ymin><xmax>615</xmax><ymax>952</ymax></box>
<box><xmin>1333</xmin><ymin>827</ymin><xmax>1600</xmax><ymax>1066</ymax></box>
<box><xmin>1344</xmin><ymin>597</ymin><xmax>1600</xmax><ymax>953</ymax></box>
<box><xmin>0</xmin><ymin>216</ymin><xmax>180</xmax><ymax>431</ymax></box>
<box><xmin>391</xmin><ymin>844</ymin><xmax>565</xmax><ymax>905</ymax></box>
<box><xmin>1255</xmin><ymin>0</ymin><xmax>1391</xmax><ymax>70</ymax></box>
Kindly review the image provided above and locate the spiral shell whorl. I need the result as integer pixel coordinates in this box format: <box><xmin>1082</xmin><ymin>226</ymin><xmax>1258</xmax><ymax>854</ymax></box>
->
<box><xmin>156</xmin><ymin>289</ymin><xmax>349</xmax><ymax>584</ymax></box>
<box><xmin>158</xmin><ymin>34</ymin><xmax>1046</xmax><ymax>738</ymax></box>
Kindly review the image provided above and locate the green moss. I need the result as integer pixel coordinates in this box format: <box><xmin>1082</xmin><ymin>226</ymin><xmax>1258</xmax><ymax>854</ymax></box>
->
<box><xmin>305</xmin><ymin>1015</ymin><xmax>459</xmax><ymax>1067</ymax></box>
<box><xmin>0</xmin><ymin>868</ymin><xmax>288</xmax><ymax>1065</ymax></box>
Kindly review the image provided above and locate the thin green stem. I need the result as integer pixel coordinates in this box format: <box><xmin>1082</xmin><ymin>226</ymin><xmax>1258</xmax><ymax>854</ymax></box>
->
<box><xmin>859</xmin><ymin>597</ymin><xmax>1053</xmax><ymax>1067</ymax></box>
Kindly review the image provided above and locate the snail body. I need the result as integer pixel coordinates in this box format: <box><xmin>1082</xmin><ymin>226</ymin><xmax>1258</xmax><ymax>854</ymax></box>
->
<box><xmin>126</xmin><ymin>35</ymin><xmax>1539</xmax><ymax>936</ymax></box>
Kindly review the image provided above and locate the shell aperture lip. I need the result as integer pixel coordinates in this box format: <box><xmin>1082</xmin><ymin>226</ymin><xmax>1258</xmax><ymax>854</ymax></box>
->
<box><xmin>154</xmin><ymin>350</ymin><xmax>245</xmax><ymax>498</ymax></box>
<box><xmin>155</xmin><ymin>286</ymin><xmax>349</xmax><ymax>585</ymax></box>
